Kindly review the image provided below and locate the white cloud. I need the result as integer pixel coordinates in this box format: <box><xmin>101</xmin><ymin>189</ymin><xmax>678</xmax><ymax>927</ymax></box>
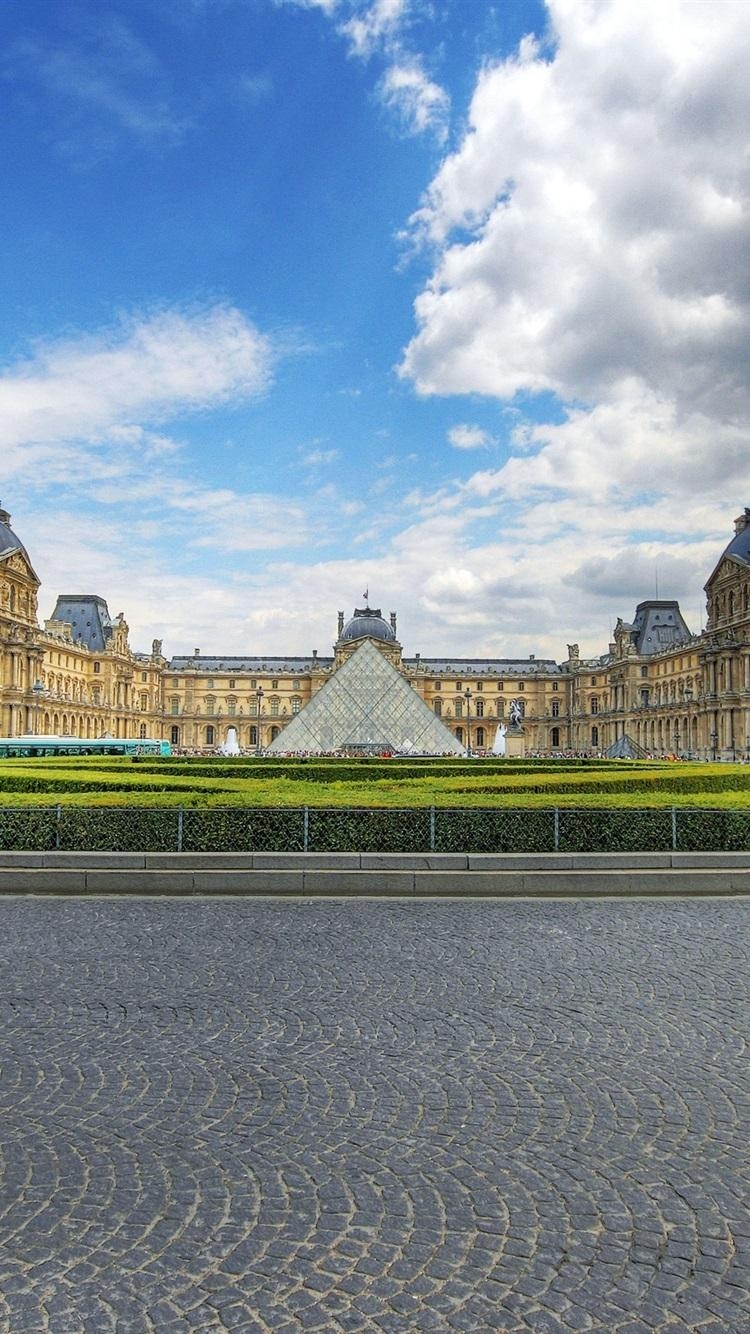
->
<box><xmin>285</xmin><ymin>0</ymin><xmax>449</xmax><ymax>139</ymax></box>
<box><xmin>447</xmin><ymin>423</ymin><xmax>493</xmax><ymax>450</ymax></box>
<box><xmin>301</xmin><ymin>447</ymin><xmax>340</xmax><ymax>465</ymax></box>
<box><xmin>0</xmin><ymin>305</ymin><xmax>273</xmax><ymax>472</ymax></box>
<box><xmin>390</xmin><ymin>0</ymin><xmax>750</xmax><ymax>650</ymax></box>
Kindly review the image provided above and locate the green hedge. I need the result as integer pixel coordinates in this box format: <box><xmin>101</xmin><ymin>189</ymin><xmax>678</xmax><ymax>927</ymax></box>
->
<box><xmin>0</xmin><ymin>805</ymin><xmax>747</xmax><ymax>852</ymax></box>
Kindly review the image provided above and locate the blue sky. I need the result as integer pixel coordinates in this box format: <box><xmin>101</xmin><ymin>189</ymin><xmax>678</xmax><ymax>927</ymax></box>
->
<box><xmin>2</xmin><ymin>0</ymin><xmax>748</xmax><ymax>659</ymax></box>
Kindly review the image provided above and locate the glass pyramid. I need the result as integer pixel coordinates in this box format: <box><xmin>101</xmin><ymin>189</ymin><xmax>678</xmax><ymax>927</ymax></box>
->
<box><xmin>267</xmin><ymin>639</ymin><xmax>465</xmax><ymax>755</ymax></box>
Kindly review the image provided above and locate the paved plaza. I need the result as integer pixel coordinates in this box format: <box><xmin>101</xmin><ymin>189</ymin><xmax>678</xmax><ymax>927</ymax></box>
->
<box><xmin>0</xmin><ymin>896</ymin><xmax>748</xmax><ymax>1334</ymax></box>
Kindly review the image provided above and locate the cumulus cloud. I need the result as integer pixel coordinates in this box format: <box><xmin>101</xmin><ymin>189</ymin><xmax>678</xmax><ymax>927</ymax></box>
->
<box><xmin>393</xmin><ymin>0</ymin><xmax>750</xmax><ymax>646</ymax></box>
<box><xmin>448</xmin><ymin>423</ymin><xmax>493</xmax><ymax>450</ymax></box>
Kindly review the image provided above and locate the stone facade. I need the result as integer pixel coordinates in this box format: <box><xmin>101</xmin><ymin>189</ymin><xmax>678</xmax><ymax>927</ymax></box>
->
<box><xmin>2</xmin><ymin>500</ymin><xmax>750</xmax><ymax>758</ymax></box>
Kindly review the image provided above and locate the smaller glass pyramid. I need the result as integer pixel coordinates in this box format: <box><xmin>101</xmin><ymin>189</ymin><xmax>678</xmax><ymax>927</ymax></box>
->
<box><xmin>267</xmin><ymin>639</ymin><xmax>465</xmax><ymax>755</ymax></box>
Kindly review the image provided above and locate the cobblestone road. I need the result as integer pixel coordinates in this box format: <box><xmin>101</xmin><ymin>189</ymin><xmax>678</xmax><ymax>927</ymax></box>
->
<box><xmin>0</xmin><ymin>897</ymin><xmax>748</xmax><ymax>1334</ymax></box>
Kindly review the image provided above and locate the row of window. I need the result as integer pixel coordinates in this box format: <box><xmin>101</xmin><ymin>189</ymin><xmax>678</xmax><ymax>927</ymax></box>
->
<box><xmin>169</xmin><ymin>677</ymin><xmax>302</xmax><ymax>691</ymax></box>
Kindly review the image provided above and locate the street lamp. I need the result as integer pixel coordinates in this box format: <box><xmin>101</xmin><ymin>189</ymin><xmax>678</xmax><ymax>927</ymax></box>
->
<box><xmin>710</xmin><ymin>730</ymin><xmax>718</xmax><ymax>762</ymax></box>
<box><xmin>464</xmin><ymin>688</ymin><xmax>472</xmax><ymax>757</ymax></box>
<box><xmin>684</xmin><ymin>685</ymin><xmax>693</xmax><ymax>760</ymax></box>
<box><xmin>32</xmin><ymin>680</ymin><xmax>44</xmax><ymax>736</ymax></box>
<box><xmin>673</xmin><ymin>723</ymin><xmax>680</xmax><ymax>760</ymax></box>
<box><xmin>255</xmin><ymin>687</ymin><xmax>264</xmax><ymax>753</ymax></box>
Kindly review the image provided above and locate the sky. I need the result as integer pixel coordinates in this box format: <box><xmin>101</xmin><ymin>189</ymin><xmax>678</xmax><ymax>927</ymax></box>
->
<box><xmin>2</xmin><ymin>0</ymin><xmax>749</xmax><ymax>662</ymax></box>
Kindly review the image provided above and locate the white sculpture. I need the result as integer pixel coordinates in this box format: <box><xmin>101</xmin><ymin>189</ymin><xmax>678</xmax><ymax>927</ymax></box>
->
<box><xmin>492</xmin><ymin>724</ymin><xmax>507</xmax><ymax>756</ymax></box>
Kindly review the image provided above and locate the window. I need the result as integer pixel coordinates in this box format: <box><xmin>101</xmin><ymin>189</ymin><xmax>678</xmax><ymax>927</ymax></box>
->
<box><xmin>591</xmin><ymin>677</ymin><xmax>598</xmax><ymax>686</ymax></box>
<box><xmin>249</xmin><ymin>700</ymin><xmax>258</xmax><ymax>716</ymax></box>
<box><xmin>476</xmin><ymin>727</ymin><xmax>485</xmax><ymax>747</ymax></box>
<box><xmin>551</xmin><ymin>699</ymin><xmax>560</xmax><ymax>717</ymax></box>
<box><xmin>552</xmin><ymin>681</ymin><xmax>559</xmax><ymax>692</ymax></box>
<box><xmin>206</xmin><ymin>678</ymin><xmax>214</xmax><ymax>688</ymax></box>
<box><xmin>433</xmin><ymin>699</ymin><xmax>442</xmax><ymax>717</ymax></box>
<box><xmin>455</xmin><ymin>726</ymin><xmax>464</xmax><ymax>743</ymax></box>
<box><xmin>227</xmin><ymin>698</ymin><xmax>237</xmax><ymax>716</ymax></box>
<box><xmin>591</xmin><ymin>696</ymin><xmax>600</xmax><ymax>714</ymax></box>
<box><xmin>139</xmin><ymin>692</ymin><xmax>148</xmax><ymax>711</ymax></box>
<box><xmin>141</xmin><ymin>672</ymin><xmax>147</xmax><ymax>682</ymax></box>
<box><xmin>205</xmin><ymin>696</ymin><xmax>215</xmax><ymax>714</ymax></box>
<box><xmin>497</xmin><ymin>681</ymin><xmax>504</xmax><ymax>690</ymax></box>
<box><xmin>434</xmin><ymin>680</ymin><xmax>441</xmax><ymax>691</ymax></box>
<box><xmin>272</xmin><ymin>679</ymin><xmax>279</xmax><ymax>689</ymax></box>
<box><xmin>551</xmin><ymin>727</ymin><xmax>560</xmax><ymax>748</ymax></box>
<box><xmin>292</xmin><ymin>696</ymin><xmax>301</xmax><ymax>714</ymax></box>
<box><xmin>270</xmin><ymin>698</ymin><xmax>279</xmax><ymax>716</ymax></box>
<box><xmin>92</xmin><ymin>687</ymin><xmax>101</xmax><ymax>706</ymax></box>
<box><xmin>591</xmin><ymin>725</ymin><xmax>599</xmax><ymax>747</ymax></box>
<box><xmin>250</xmin><ymin>678</ymin><xmax>257</xmax><ymax>688</ymax></box>
<box><xmin>454</xmin><ymin>698</ymin><xmax>463</xmax><ymax>718</ymax></box>
<box><xmin>249</xmin><ymin>725</ymin><xmax>258</xmax><ymax>746</ymax></box>
<box><xmin>293</xmin><ymin>679</ymin><xmax>301</xmax><ymax>690</ymax></box>
<box><xmin>205</xmin><ymin>726</ymin><xmax>215</xmax><ymax>746</ymax></box>
<box><xmin>455</xmin><ymin>682</ymin><xmax>462</xmax><ymax>691</ymax></box>
<box><xmin>170</xmin><ymin>697</ymin><xmax>179</xmax><ymax>715</ymax></box>
<box><xmin>517</xmin><ymin>682</ymin><xmax>525</xmax><ymax>691</ymax></box>
<box><xmin>641</xmin><ymin>689</ymin><xmax>650</xmax><ymax>706</ymax></box>
<box><xmin>475</xmin><ymin>699</ymin><xmax>484</xmax><ymax>717</ymax></box>
<box><xmin>93</xmin><ymin>662</ymin><xmax>101</xmax><ymax>674</ymax></box>
<box><xmin>229</xmin><ymin>679</ymin><xmax>235</xmax><ymax>689</ymax></box>
<box><xmin>476</xmin><ymin>681</ymin><xmax>483</xmax><ymax>692</ymax></box>
<box><xmin>139</xmin><ymin>723</ymin><xmax>147</xmax><ymax>739</ymax></box>
<box><xmin>496</xmin><ymin>700</ymin><xmax>505</xmax><ymax>717</ymax></box>
<box><xmin>640</xmin><ymin>666</ymin><xmax>648</xmax><ymax>677</ymax></box>
<box><xmin>170</xmin><ymin>725</ymin><xmax>180</xmax><ymax>745</ymax></box>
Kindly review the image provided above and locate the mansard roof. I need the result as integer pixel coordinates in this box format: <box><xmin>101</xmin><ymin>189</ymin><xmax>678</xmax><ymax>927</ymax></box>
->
<box><xmin>0</xmin><ymin>505</ymin><xmax>39</xmax><ymax>581</ymax></box>
<box><xmin>49</xmin><ymin>595</ymin><xmax>114</xmax><ymax>652</ymax></box>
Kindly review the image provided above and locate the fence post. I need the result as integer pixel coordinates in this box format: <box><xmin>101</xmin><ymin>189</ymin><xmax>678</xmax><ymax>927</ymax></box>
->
<box><xmin>671</xmin><ymin>807</ymin><xmax>677</xmax><ymax>852</ymax></box>
<box><xmin>55</xmin><ymin>804</ymin><xmax>62</xmax><ymax>851</ymax></box>
<box><xmin>430</xmin><ymin>806</ymin><xmax>436</xmax><ymax>853</ymax></box>
<box><xmin>177</xmin><ymin>808</ymin><xmax>184</xmax><ymax>853</ymax></box>
<box><xmin>554</xmin><ymin>808</ymin><xmax>560</xmax><ymax>852</ymax></box>
<box><xmin>303</xmin><ymin>807</ymin><xmax>309</xmax><ymax>853</ymax></box>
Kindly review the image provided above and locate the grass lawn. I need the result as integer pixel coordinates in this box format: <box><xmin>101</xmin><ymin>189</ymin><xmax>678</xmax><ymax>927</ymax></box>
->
<box><xmin>1</xmin><ymin>756</ymin><xmax>749</xmax><ymax>808</ymax></box>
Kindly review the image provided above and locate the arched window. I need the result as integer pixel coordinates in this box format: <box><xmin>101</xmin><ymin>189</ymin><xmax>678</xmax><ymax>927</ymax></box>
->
<box><xmin>205</xmin><ymin>725</ymin><xmax>215</xmax><ymax>745</ymax></box>
<box><xmin>170</xmin><ymin>726</ymin><xmax>180</xmax><ymax>745</ymax></box>
<box><xmin>433</xmin><ymin>699</ymin><xmax>442</xmax><ymax>716</ymax></box>
<box><xmin>270</xmin><ymin>725</ymin><xmax>280</xmax><ymax>740</ymax></box>
<box><xmin>249</xmin><ymin>725</ymin><xmax>258</xmax><ymax>746</ymax></box>
<box><xmin>591</xmin><ymin>725</ymin><xmax>599</xmax><ymax>748</ymax></box>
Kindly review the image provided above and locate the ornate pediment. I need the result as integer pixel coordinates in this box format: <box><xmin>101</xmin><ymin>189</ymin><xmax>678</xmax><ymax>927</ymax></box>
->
<box><xmin>0</xmin><ymin>548</ymin><xmax>39</xmax><ymax>584</ymax></box>
<box><xmin>705</xmin><ymin>555</ymin><xmax>747</xmax><ymax>591</ymax></box>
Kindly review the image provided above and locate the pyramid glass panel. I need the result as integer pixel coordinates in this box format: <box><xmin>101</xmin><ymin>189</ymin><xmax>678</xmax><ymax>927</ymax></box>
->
<box><xmin>267</xmin><ymin>639</ymin><xmax>465</xmax><ymax>755</ymax></box>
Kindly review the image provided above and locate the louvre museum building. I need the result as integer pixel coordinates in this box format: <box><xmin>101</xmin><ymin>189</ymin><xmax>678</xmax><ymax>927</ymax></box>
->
<box><xmin>2</xmin><ymin>500</ymin><xmax>750</xmax><ymax>760</ymax></box>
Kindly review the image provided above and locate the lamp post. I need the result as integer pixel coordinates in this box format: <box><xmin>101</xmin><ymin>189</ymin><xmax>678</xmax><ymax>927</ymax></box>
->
<box><xmin>684</xmin><ymin>685</ymin><xmax>693</xmax><ymax>760</ymax></box>
<box><xmin>464</xmin><ymin>688</ymin><xmax>472</xmax><ymax>757</ymax></box>
<box><xmin>32</xmin><ymin>680</ymin><xmax>44</xmax><ymax>736</ymax></box>
<box><xmin>255</xmin><ymin>687</ymin><xmax>264</xmax><ymax>754</ymax></box>
<box><xmin>673</xmin><ymin>722</ymin><xmax>680</xmax><ymax>760</ymax></box>
<box><xmin>710</xmin><ymin>730</ymin><xmax>718</xmax><ymax>762</ymax></box>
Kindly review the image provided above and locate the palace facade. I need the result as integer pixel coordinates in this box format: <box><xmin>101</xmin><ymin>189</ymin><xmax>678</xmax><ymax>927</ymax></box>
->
<box><xmin>2</xmin><ymin>500</ymin><xmax>750</xmax><ymax>759</ymax></box>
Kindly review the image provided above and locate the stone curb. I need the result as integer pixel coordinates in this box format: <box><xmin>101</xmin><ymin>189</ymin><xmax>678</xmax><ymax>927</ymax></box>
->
<box><xmin>0</xmin><ymin>860</ymin><xmax>748</xmax><ymax>896</ymax></box>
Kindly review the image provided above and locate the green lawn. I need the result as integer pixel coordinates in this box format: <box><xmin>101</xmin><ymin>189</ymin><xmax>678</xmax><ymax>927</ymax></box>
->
<box><xmin>1</xmin><ymin>756</ymin><xmax>749</xmax><ymax>808</ymax></box>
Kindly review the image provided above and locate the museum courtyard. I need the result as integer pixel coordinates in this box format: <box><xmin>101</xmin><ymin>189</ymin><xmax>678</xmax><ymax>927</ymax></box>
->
<box><xmin>0</xmin><ymin>895</ymin><xmax>747</xmax><ymax>1333</ymax></box>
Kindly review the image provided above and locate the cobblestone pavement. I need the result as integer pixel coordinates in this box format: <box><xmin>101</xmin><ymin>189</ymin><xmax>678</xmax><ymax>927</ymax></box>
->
<box><xmin>0</xmin><ymin>897</ymin><xmax>748</xmax><ymax>1334</ymax></box>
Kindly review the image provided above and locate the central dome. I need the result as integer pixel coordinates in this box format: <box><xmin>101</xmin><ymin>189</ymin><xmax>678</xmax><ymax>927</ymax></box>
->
<box><xmin>341</xmin><ymin>606</ymin><xmax>396</xmax><ymax>643</ymax></box>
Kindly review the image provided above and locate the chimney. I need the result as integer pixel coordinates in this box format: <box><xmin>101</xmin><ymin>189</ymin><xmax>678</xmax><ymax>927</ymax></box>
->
<box><xmin>390</xmin><ymin>611</ymin><xmax>397</xmax><ymax>635</ymax></box>
<box><xmin>734</xmin><ymin>508</ymin><xmax>750</xmax><ymax>535</ymax></box>
<box><xmin>338</xmin><ymin>611</ymin><xmax>344</xmax><ymax>637</ymax></box>
<box><xmin>194</xmin><ymin>648</ymin><xmax>200</xmax><ymax>657</ymax></box>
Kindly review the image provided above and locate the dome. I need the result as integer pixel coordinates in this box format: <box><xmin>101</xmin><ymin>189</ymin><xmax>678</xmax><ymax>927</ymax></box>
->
<box><xmin>0</xmin><ymin>505</ymin><xmax>32</xmax><ymax>567</ymax></box>
<box><xmin>341</xmin><ymin>606</ymin><xmax>396</xmax><ymax>643</ymax></box>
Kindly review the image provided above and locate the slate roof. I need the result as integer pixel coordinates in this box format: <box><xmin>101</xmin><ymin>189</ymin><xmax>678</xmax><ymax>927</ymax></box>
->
<box><xmin>48</xmin><ymin>596</ymin><xmax>114</xmax><ymax>652</ymax></box>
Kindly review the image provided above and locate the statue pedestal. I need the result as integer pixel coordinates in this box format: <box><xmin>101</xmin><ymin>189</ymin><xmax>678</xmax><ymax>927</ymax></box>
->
<box><xmin>505</xmin><ymin>726</ymin><xmax>525</xmax><ymax>758</ymax></box>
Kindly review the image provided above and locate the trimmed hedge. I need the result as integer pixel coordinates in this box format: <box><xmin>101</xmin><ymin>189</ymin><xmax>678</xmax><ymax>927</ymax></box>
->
<box><xmin>0</xmin><ymin>805</ymin><xmax>747</xmax><ymax>852</ymax></box>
